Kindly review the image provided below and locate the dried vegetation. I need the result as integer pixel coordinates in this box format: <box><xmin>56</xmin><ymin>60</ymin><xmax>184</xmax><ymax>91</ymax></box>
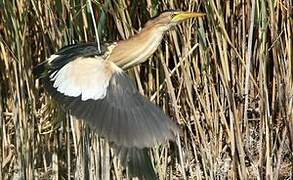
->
<box><xmin>0</xmin><ymin>0</ymin><xmax>292</xmax><ymax>179</ymax></box>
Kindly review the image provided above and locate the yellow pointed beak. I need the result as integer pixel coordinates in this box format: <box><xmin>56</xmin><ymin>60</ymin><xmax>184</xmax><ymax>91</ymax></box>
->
<box><xmin>172</xmin><ymin>12</ymin><xmax>206</xmax><ymax>22</ymax></box>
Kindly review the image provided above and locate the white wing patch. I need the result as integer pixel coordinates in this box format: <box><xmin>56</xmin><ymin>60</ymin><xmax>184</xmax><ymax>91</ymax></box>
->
<box><xmin>50</xmin><ymin>57</ymin><xmax>117</xmax><ymax>101</ymax></box>
<box><xmin>47</xmin><ymin>54</ymin><xmax>60</xmax><ymax>63</ymax></box>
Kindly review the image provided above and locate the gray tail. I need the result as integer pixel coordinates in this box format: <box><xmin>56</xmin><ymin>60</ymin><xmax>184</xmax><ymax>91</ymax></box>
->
<box><xmin>115</xmin><ymin>146</ymin><xmax>157</xmax><ymax>180</ymax></box>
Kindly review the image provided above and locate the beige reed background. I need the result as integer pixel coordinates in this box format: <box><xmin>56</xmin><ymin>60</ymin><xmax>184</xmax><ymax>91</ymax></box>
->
<box><xmin>0</xmin><ymin>0</ymin><xmax>292</xmax><ymax>179</ymax></box>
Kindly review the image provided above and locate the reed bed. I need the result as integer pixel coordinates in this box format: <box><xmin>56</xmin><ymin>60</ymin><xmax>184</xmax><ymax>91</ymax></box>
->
<box><xmin>0</xmin><ymin>0</ymin><xmax>292</xmax><ymax>179</ymax></box>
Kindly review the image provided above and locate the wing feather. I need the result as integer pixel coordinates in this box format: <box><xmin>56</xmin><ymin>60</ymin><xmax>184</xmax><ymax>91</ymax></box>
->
<box><xmin>35</xmin><ymin>43</ymin><xmax>179</xmax><ymax>179</ymax></box>
<box><xmin>42</xmin><ymin>69</ymin><xmax>178</xmax><ymax>148</ymax></box>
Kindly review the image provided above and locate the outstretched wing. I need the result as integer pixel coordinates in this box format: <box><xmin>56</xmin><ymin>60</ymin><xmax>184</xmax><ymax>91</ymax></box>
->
<box><xmin>34</xmin><ymin>43</ymin><xmax>178</xmax><ymax>148</ymax></box>
<box><xmin>34</xmin><ymin>43</ymin><xmax>178</xmax><ymax>179</ymax></box>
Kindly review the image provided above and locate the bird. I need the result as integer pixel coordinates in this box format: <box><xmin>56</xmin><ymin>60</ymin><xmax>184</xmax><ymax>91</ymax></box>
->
<box><xmin>34</xmin><ymin>10</ymin><xmax>205</xmax><ymax>180</ymax></box>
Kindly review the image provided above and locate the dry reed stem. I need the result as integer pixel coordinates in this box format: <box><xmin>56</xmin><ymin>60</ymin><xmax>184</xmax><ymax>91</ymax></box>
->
<box><xmin>0</xmin><ymin>0</ymin><xmax>292</xmax><ymax>179</ymax></box>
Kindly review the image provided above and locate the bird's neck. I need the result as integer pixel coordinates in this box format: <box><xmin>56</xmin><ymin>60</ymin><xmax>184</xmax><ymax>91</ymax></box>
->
<box><xmin>108</xmin><ymin>26</ymin><xmax>165</xmax><ymax>69</ymax></box>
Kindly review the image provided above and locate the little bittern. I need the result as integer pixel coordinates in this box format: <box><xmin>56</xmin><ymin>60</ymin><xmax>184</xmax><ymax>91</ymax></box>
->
<box><xmin>34</xmin><ymin>10</ymin><xmax>205</xmax><ymax>179</ymax></box>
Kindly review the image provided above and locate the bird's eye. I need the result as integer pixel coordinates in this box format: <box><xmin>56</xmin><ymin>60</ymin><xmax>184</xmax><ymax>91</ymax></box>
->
<box><xmin>171</xmin><ymin>13</ymin><xmax>177</xmax><ymax>18</ymax></box>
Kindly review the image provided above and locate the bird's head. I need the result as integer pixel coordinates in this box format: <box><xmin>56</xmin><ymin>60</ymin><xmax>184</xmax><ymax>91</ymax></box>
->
<box><xmin>145</xmin><ymin>10</ymin><xmax>205</xmax><ymax>32</ymax></box>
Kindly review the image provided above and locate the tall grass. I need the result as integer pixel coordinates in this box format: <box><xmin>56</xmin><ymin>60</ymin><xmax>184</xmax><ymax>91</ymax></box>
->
<box><xmin>0</xmin><ymin>0</ymin><xmax>292</xmax><ymax>179</ymax></box>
